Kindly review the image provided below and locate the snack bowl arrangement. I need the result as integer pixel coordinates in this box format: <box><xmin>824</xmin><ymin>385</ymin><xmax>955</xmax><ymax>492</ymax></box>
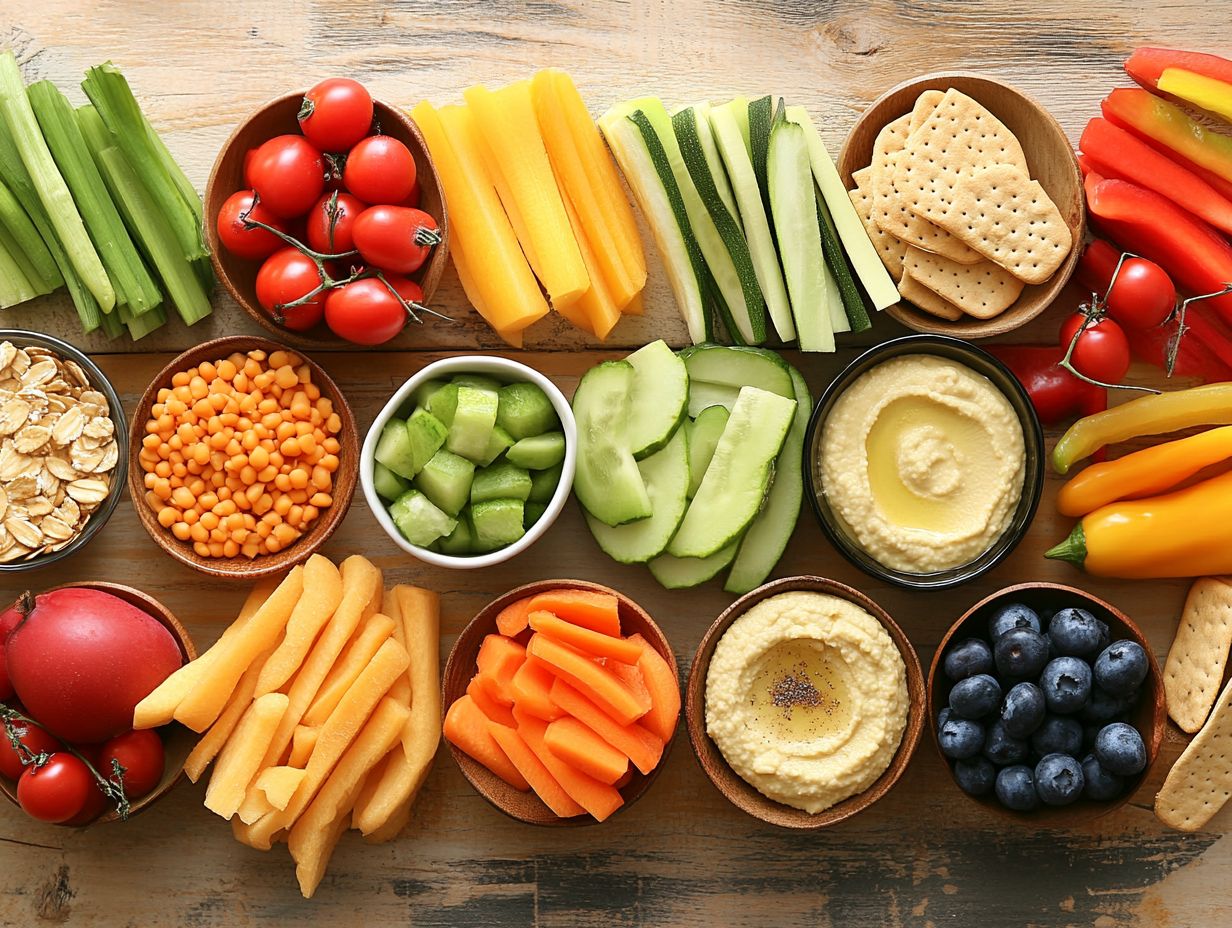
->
<box><xmin>203</xmin><ymin>90</ymin><xmax>449</xmax><ymax>349</ymax></box>
<box><xmin>837</xmin><ymin>71</ymin><xmax>1086</xmax><ymax>339</ymax></box>
<box><xmin>803</xmin><ymin>334</ymin><xmax>1045</xmax><ymax>590</ymax></box>
<box><xmin>928</xmin><ymin>582</ymin><xmax>1166</xmax><ymax>824</ymax></box>
<box><xmin>441</xmin><ymin>579</ymin><xmax>679</xmax><ymax>825</ymax></box>
<box><xmin>127</xmin><ymin>335</ymin><xmax>358</xmax><ymax>580</ymax></box>
<box><xmin>0</xmin><ymin>581</ymin><xmax>197</xmax><ymax>825</ymax></box>
<box><xmin>0</xmin><ymin>330</ymin><xmax>128</xmax><ymax>573</ymax></box>
<box><xmin>361</xmin><ymin>355</ymin><xmax>576</xmax><ymax>568</ymax></box>
<box><xmin>685</xmin><ymin>576</ymin><xmax>925</xmax><ymax>830</ymax></box>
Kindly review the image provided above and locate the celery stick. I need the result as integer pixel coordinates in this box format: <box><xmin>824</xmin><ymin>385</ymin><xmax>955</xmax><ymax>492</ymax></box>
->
<box><xmin>0</xmin><ymin>226</ymin><xmax>37</xmax><ymax>306</ymax></box>
<box><xmin>0</xmin><ymin>217</ymin><xmax>47</xmax><ymax>298</ymax></box>
<box><xmin>27</xmin><ymin>80</ymin><xmax>161</xmax><ymax>316</ymax></box>
<box><xmin>98</xmin><ymin>305</ymin><xmax>124</xmax><ymax>338</ymax></box>
<box><xmin>81</xmin><ymin>62</ymin><xmax>207</xmax><ymax>265</ymax></box>
<box><xmin>118</xmin><ymin>300</ymin><xmax>166</xmax><ymax>340</ymax></box>
<box><xmin>0</xmin><ymin>52</ymin><xmax>113</xmax><ymax>311</ymax></box>
<box><xmin>0</xmin><ymin>176</ymin><xmax>59</xmax><ymax>291</ymax></box>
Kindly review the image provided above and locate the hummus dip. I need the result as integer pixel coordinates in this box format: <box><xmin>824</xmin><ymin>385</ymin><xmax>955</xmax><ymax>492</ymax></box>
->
<box><xmin>819</xmin><ymin>354</ymin><xmax>1025</xmax><ymax>573</ymax></box>
<box><xmin>705</xmin><ymin>591</ymin><xmax>909</xmax><ymax>814</ymax></box>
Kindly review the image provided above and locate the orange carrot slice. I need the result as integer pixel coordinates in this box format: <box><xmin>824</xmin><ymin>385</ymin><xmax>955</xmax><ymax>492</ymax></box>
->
<box><xmin>527</xmin><ymin>634</ymin><xmax>650</xmax><ymax>726</ymax></box>
<box><xmin>467</xmin><ymin>675</ymin><xmax>517</xmax><ymax>728</ymax></box>
<box><xmin>548</xmin><ymin>677</ymin><xmax>664</xmax><ymax>775</ymax></box>
<box><xmin>487</xmin><ymin>721</ymin><xmax>585</xmax><ymax>818</ymax></box>
<box><xmin>526</xmin><ymin>589</ymin><xmax>620</xmax><ymax>637</ymax></box>
<box><xmin>513</xmin><ymin>707</ymin><xmax>624</xmax><ymax>822</ymax></box>
<box><xmin>527</xmin><ymin>610</ymin><xmax>644</xmax><ymax>664</ymax></box>
<box><xmin>443</xmin><ymin>695</ymin><xmax>529</xmax><ymax>790</ymax></box>
<box><xmin>475</xmin><ymin>634</ymin><xmax>526</xmax><ymax>705</ymax></box>
<box><xmin>544</xmin><ymin>717</ymin><xmax>630</xmax><ymax>785</ymax></box>
<box><xmin>509</xmin><ymin>656</ymin><xmax>565</xmax><ymax>720</ymax></box>
<box><xmin>495</xmin><ymin>596</ymin><xmax>535</xmax><ymax>637</ymax></box>
<box><xmin>626</xmin><ymin>634</ymin><xmax>680</xmax><ymax>743</ymax></box>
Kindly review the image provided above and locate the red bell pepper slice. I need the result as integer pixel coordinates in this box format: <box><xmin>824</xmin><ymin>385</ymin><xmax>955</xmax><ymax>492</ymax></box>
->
<box><xmin>1125</xmin><ymin>47</ymin><xmax>1232</xmax><ymax>91</ymax></box>
<box><xmin>1102</xmin><ymin>89</ymin><xmax>1232</xmax><ymax>186</ymax></box>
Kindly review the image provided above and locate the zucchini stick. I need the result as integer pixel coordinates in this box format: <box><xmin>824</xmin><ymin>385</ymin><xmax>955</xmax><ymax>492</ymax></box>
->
<box><xmin>0</xmin><ymin>176</ymin><xmax>59</xmax><ymax>291</ymax></box>
<box><xmin>0</xmin><ymin>224</ymin><xmax>38</xmax><ymax>307</ymax></box>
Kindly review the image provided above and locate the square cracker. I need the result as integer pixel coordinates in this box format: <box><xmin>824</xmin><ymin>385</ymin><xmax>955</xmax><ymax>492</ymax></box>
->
<box><xmin>935</xmin><ymin>163</ymin><xmax>1073</xmax><ymax>285</ymax></box>
<box><xmin>898</xmin><ymin>273</ymin><xmax>962</xmax><ymax>321</ymax></box>
<box><xmin>901</xmin><ymin>248</ymin><xmax>1024</xmax><ymax>319</ymax></box>
<box><xmin>1165</xmin><ymin>577</ymin><xmax>1232</xmax><ymax>734</ymax></box>
<box><xmin>908</xmin><ymin>89</ymin><xmax>946</xmax><ymax>137</ymax></box>
<box><xmin>1155</xmin><ymin>675</ymin><xmax>1232</xmax><ymax>832</ymax></box>
<box><xmin>849</xmin><ymin>174</ymin><xmax>908</xmax><ymax>281</ymax></box>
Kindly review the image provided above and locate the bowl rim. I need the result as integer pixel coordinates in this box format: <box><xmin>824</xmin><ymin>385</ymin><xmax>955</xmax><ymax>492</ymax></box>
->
<box><xmin>802</xmin><ymin>333</ymin><xmax>1045</xmax><ymax>590</ymax></box>
<box><xmin>360</xmin><ymin>354</ymin><xmax>577</xmax><ymax>569</ymax></box>
<box><xmin>0</xmin><ymin>328</ymin><xmax>128</xmax><ymax>572</ymax></box>
<box><xmin>125</xmin><ymin>334</ymin><xmax>357</xmax><ymax>580</ymax></box>
<box><xmin>440</xmin><ymin>578</ymin><xmax>679</xmax><ymax>826</ymax></box>
<box><xmin>685</xmin><ymin>575</ymin><xmax>925</xmax><ymax>830</ymax></box>
<box><xmin>925</xmin><ymin>581</ymin><xmax>1167</xmax><ymax>822</ymax></box>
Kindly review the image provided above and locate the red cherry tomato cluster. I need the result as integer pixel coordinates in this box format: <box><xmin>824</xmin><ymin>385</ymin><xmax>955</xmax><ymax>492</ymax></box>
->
<box><xmin>214</xmin><ymin>78</ymin><xmax>442</xmax><ymax>345</ymax></box>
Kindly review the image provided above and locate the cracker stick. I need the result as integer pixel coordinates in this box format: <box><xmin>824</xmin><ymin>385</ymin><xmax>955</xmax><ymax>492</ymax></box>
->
<box><xmin>1165</xmin><ymin>577</ymin><xmax>1232</xmax><ymax>733</ymax></box>
<box><xmin>204</xmin><ymin>692</ymin><xmax>289</xmax><ymax>819</ymax></box>
<box><xmin>303</xmin><ymin>614</ymin><xmax>397</xmax><ymax>727</ymax></box>
<box><xmin>255</xmin><ymin>555</ymin><xmax>344</xmax><ymax>697</ymax></box>
<box><xmin>1155</xmin><ymin>676</ymin><xmax>1232</xmax><ymax>831</ymax></box>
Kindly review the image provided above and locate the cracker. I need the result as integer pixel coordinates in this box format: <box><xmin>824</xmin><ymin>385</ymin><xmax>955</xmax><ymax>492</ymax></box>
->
<box><xmin>875</xmin><ymin>154</ymin><xmax>985</xmax><ymax>264</ymax></box>
<box><xmin>849</xmin><ymin>178</ymin><xmax>907</xmax><ymax>282</ymax></box>
<box><xmin>1165</xmin><ymin>577</ymin><xmax>1232</xmax><ymax>734</ymax></box>
<box><xmin>897</xmin><ymin>272</ymin><xmax>962</xmax><ymax>321</ymax></box>
<box><xmin>1155</xmin><ymin>675</ymin><xmax>1232</xmax><ymax>832</ymax></box>
<box><xmin>900</xmin><ymin>248</ymin><xmax>1024</xmax><ymax>319</ymax></box>
<box><xmin>935</xmin><ymin>163</ymin><xmax>1072</xmax><ymax>285</ymax></box>
<box><xmin>869</xmin><ymin>114</ymin><xmax>912</xmax><ymax>233</ymax></box>
<box><xmin>908</xmin><ymin>89</ymin><xmax>946</xmax><ymax>137</ymax></box>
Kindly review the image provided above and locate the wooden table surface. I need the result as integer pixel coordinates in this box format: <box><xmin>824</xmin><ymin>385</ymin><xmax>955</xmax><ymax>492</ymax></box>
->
<box><xmin>1</xmin><ymin>1</ymin><xmax>1229</xmax><ymax>925</ymax></box>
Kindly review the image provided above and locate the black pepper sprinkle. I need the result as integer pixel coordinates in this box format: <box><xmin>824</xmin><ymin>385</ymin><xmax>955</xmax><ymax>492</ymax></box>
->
<box><xmin>769</xmin><ymin>661</ymin><xmax>827</xmax><ymax>719</ymax></box>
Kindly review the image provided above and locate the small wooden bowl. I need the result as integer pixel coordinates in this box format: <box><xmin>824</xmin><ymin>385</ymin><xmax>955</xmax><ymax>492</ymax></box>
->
<box><xmin>127</xmin><ymin>335</ymin><xmax>358</xmax><ymax>581</ymax></box>
<box><xmin>442</xmin><ymin>579</ymin><xmax>679</xmax><ymax>826</ymax></box>
<box><xmin>686</xmin><ymin>576</ymin><xmax>925</xmax><ymax>829</ymax></box>
<box><xmin>837</xmin><ymin>72</ymin><xmax>1086</xmax><ymax>339</ymax></box>
<box><xmin>204</xmin><ymin>92</ymin><xmax>450</xmax><ymax>349</ymax></box>
<box><xmin>927</xmin><ymin>582</ymin><xmax>1166</xmax><ymax>824</ymax></box>
<box><xmin>0</xmin><ymin>582</ymin><xmax>198</xmax><ymax>826</ymax></box>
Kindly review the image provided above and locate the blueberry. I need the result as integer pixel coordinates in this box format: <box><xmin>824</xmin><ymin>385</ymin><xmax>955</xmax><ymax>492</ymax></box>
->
<box><xmin>1031</xmin><ymin>715</ymin><xmax>1083</xmax><ymax>757</ymax></box>
<box><xmin>983</xmin><ymin>720</ymin><xmax>1029</xmax><ymax>766</ymax></box>
<box><xmin>1081</xmin><ymin>721</ymin><xmax>1104</xmax><ymax>753</ymax></box>
<box><xmin>1094</xmin><ymin>640</ymin><xmax>1150</xmax><ymax>698</ymax></box>
<box><xmin>937</xmin><ymin>706</ymin><xmax>952</xmax><ymax>733</ymax></box>
<box><xmin>995</xmin><ymin>764</ymin><xmax>1039</xmax><ymax>811</ymax></box>
<box><xmin>1079</xmin><ymin>686</ymin><xmax>1134</xmax><ymax>724</ymax></box>
<box><xmin>1082</xmin><ymin>753</ymin><xmax>1125</xmax><ymax>801</ymax></box>
<box><xmin>995</xmin><ymin>627</ymin><xmax>1050</xmax><ymax>679</ymax></box>
<box><xmin>944</xmin><ymin>638</ymin><xmax>994</xmax><ymax>682</ymax></box>
<box><xmin>1035</xmin><ymin>753</ymin><xmax>1085</xmax><ymax>806</ymax></box>
<box><xmin>1094</xmin><ymin>722</ymin><xmax>1147</xmax><ymax>776</ymax></box>
<box><xmin>953</xmin><ymin>756</ymin><xmax>997</xmax><ymax>797</ymax></box>
<box><xmin>1046</xmin><ymin>607</ymin><xmax>1109</xmax><ymax>659</ymax></box>
<box><xmin>990</xmin><ymin>603</ymin><xmax>1041</xmax><ymax>641</ymax></box>
<box><xmin>1039</xmin><ymin>657</ymin><xmax>1093</xmax><ymax>714</ymax></box>
<box><xmin>939</xmin><ymin>718</ymin><xmax>985</xmax><ymax>759</ymax></box>
<box><xmin>949</xmin><ymin>674</ymin><xmax>1002</xmax><ymax>719</ymax></box>
<box><xmin>1001</xmin><ymin>682</ymin><xmax>1047</xmax><ymax>738</ymax></box>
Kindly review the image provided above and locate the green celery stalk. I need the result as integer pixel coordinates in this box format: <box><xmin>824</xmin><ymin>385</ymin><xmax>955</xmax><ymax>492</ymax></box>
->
<box><xmin>117</xmin><ymin>300</ymin><xmax>166</xmax><ymax>340</ymax></box>
<box><xmin>0</xmin><ymin>51</ymin><xmax>114</xmax><ymax>311</ymax></box>
<box><xmin>98</xmin><ymin>304</ymin><xmax>124</xmax><ymax>338</ymax></box>
<box><xmin>0</xmin><ymin>176</ymin><xmax>59</xmax><ymax>291</ymax></box>
<box><xmin>27</xmin><ymin>80</ymin><xmax>162</xmax><ymax>316</ymax></box>
<box><xmin>81</xmin><ymin>62</ymin><xmax>207</xmax><ymax>265</ymax></box>
<box><xmin>79</xmin><ymin>106</ymin><xmax>211</xmax><ymax>326</ymax></box>
<box><xmin>0</xmin><ymin>225</ymin><xmax>38</xmax><ymax>307</ymax></box>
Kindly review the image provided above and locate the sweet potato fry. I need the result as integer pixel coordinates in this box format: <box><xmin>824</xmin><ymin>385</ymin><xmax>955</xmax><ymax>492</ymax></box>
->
<box><xmin>382</xmin><ymin>588</ymin><xmax>412</xmax><ymax>706</ymax></box>
<box><xmin>292</xmin><ymin>777</ymin><xmax>363</xmax><ymax>900</ymax></box>
<box><xmin>256</xmin><ymin>766</ymin><xmax>308</xmax><ymax>811</ymax></box>
<box><xmin>303</xmin><ymin>613</ymin><xmax>397</xmax><ymax>727</ymax></box>
<box><xmin>288</xmin><ymin>725</ymin><xmax>320</xmax><ymax>768</ymax></box>
<box><xmin>182</xmin><ymin>643</ymin><xmax>275</xmax><ymax>783</ymax></box>
<box><xmin>204</xmin><ymin>692</ymin><xmax>289</xmax><ymax>819</ymax></box>
<box><xmin>361</xmin><ymin>797</ymin><xmax>409</xmax><ymax>845</ymax></box>
<box><xmin>255</xmin><ymin>555</ymin><xmax>344</xmax><ymax>697</ymax></box>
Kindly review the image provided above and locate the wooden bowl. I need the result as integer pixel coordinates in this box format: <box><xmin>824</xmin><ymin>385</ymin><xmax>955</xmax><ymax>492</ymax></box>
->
<box><xmin>837</xmin><ymin>72</ymin><xmax>1086</xmax><ymax>338</ymax></box>
<box><xmin>127</xmin><ymin>335</ymin><xmax>358</xmax><ymax>581</ymax></box>
<box><xmin>0</xmin><ymin>582</ymin><xmax>198</xmax><ymax>826</ymax></box>
<box><xmin>203</xmin><ymin>91</ymin><xmax>450</xmax><ymax>349</ymax></box>
<box><xmin>442</xmin><ymin>579</ymin><xmax>679</xmax><ymax>826</ymax></box>
<box><xmin>686</xmin><ymin>576</ymin><xmax>926</xmax><ymax>829</ymax></box>
<box><xmin>927</xmin><ymin>582</ymin><xmax>1166</xmax><ymax>824</ymax></box>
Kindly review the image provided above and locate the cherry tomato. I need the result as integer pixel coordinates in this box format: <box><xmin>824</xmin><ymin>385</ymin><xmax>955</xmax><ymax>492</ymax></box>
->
<box><xmin>343</xmin><ymin>136</ymin><xmax>417</xmax><ymax>205</ymax></box>
<box><xmin>352</xmin><ymin>206</ymin><xmax>439</xmax><ymax>274</ymax></box>
<box><xmin>255</xmin><ymin>247</ymin><xmax>327</xmax><ymax>331</ymax></box>
<box><xmin>306</xmin><ymin>191</ymin><xmax>367</xmax><ymax>255</ymax></box>
<box><xmin>245</xmin><ymin>135</ymin><xmax>325</xmax><ymax>218</ymax></box>
<box><xmin>64</xmin><ymin>780</ymin><xmax>108</xmax><ymax>826</ymax></box>
<box><xmin>216</xmin><ymin>190</ymin><xmax>287</xmax><ymax>261</ymax></box>
<box><xmin>324</xmin><ymin>275</ymin><xmax>423</xmax><ymax>345</ymax></box>
<box><xmin>298</xmin><ymin>78</ymin><xmax>373</xmax><ymax>153</ymax></box>
<box><xmin>0</xmin><ymin>719</ymin><xmax>60</xmax><ymax>780</ymax></box>
<box><xmin>16</xmin><ymin>753</ymin><xmax>94</xmax><ymax>824</ymax></box>
<box><xmin>1060</xmin><ymin>312</ymin><xmax>1132</xmax><ymax>383</ymax></box>
<box><xmin>99</xmin><ymin>730</ymin><xmax>164</xmax><ymax>800</ymax></box>
<box><xmin>400</xmin><ymin>175</ymin><xmax>421</xmax><ymax>209</ymax></box>
<box><xmin>1076</xmin><ymin>239</ymin><xmax>1177</xmax><ymax>331</ymax></box>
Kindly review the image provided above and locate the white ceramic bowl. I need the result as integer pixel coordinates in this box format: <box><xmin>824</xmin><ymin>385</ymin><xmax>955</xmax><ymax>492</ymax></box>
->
<box><xmin>361</xmin><ymin>355</ymin><xmax>577</xmax><ymax>569</ymax></box>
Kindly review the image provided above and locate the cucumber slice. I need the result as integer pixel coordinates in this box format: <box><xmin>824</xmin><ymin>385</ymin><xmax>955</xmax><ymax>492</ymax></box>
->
<box><xmin>452</xmin><ymin>373</ymin><xmax>501</xmax><ymax>395</ymax></box>
<box><xmin>767</xmin><ymin>107</ymin><xmax>835</xmax><ymax>352</ymax></box>
<box><xmin>583</xmin><ymin>426</ymin><xmax>689</xmax><ymax>564</ymax></box>
<box><xmin>725</xmin><ymin>365</ymin><xmax>811</xmax><ymax>594</ymax></box>
<box><xmin>571</xmin><ymin>360</ymin><xmax>652</xmax><ymax>526</ymax></box>
<box><xmin>427</xmin><ymin>382</ymin><xmax>459</xmax><ymax>427</ymax></box>
<box><xmin>446</xmin><ymin>386</ymin><xmax>498</xmax><ymax>462</ymax></box>
<box><xmin>786</xmin><ymin>105</ymin><xmax>899</xmax><ymax>312</ymax></box>
<box><xmin>438</xmin><ymin>515</ymin><xmax>476</xmax><ymax>555</ymax></box>
<box><xmin>667</xmin><ymin>385</ymin><xmax>796</xmax><ymax>558</ymax></box>
<box><xmin>748</xmin><ymin>96</ymin><xmax>775</xmax><ymax>231</ymax></box>
<box><xmin>414</xmin><ymin>449</ymin><xmax>475</xmax><ymax>517</ymax></box>
<box><xmin>471</xmin><ymin>499</ymin><xmax>526</xmax><ymax>551</ymax></box>
<box><xmin>686</xmin><ymin>404</ymin><xmax>730</xmax><ymax>499</ymax></box>
<box><xmin>506</xmin><ymin>431</ymin><xmax>566</xmax><ymax>470</ymax></box>
<box><xmin>529</xmin><ymin>462</ymin><xmax>563</xmax><ymax>504</ymax></box>
<box><xmin>648</xmin><ymin>543</ymin><xmax>738</xmax><ymax>590</ymax></box>
<box><xmin>376</xmin><ymin>409</ymin><xmax>447</xmax><ymax>480</ymax></box>
<box><xmin>678</xmin><ymin>343</ymin><xmax>793</xmax><ymax>398</ymax></box>
<box><xmin>372</xmin><ymin>461</ymin><xmax>409</xmax><ymax>501</ymax></box>
<box><xmin>389</xmin><ymin>489</ymin><xmax>457</xmax><ymax>548</ymax></box>
<box><xmin>626</xmin><ymin>339</ymin><xmax>688</xmax><ymax>460</ymax></box>
<box><xmin>476</xmin><ymin>425</ymin><xmax>515</xmax><ymax>467</ymax></box>
<box><xmin>600</xmin><ymin>101</ymin><xmax>711</xmax><ymax>344</ymax></box>
<box><xmin>412</xmin><ymin>378</ymin><xmax>448</xmax><ymax>410</ymax></box>
<box><xmin>471</xmin><ymin>461</ymin><xmax>532</xmax><ymax>504</ymax></box>
<box><xmin>709</xmin><ymin>99</ymin><xmax>795</xmax><ymax>342</ymax></box>
<box><xmin>815</xmin><ymin>187</ymin><xmax>870</xmax><ymax>332</ymax></box>
<box><xmin>496</xmin><ymin>381</ymin><xmax>559</xmax><ymax>440</ymax></box>
<box><xmin>686</xmin><ymin>380</ymin><xmax>740</xmax><ymax>418</ymax></box>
